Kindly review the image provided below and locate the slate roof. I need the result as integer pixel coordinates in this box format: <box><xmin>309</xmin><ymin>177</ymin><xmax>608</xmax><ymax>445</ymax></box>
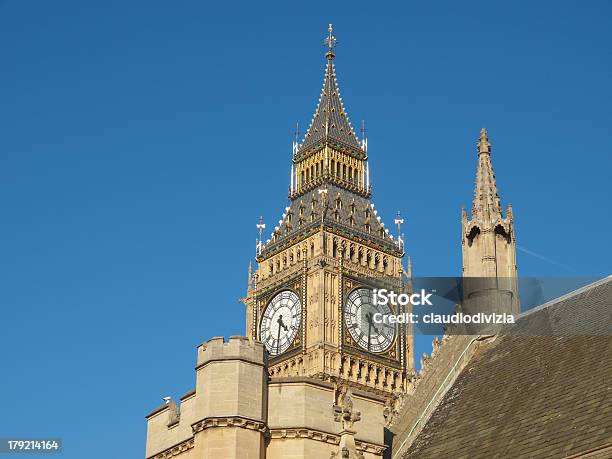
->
<box><xmin>508</xmin><ymin>277</ymin><xmax>612</xmax><ymax>336</ymax></box>
<box><xmin>259</xmin><ymin>184</ymin><xmax>401</xmax><ymax>258</ymax></box>
<box><xmin>297</xmin><ymin>56</ymin><xmax>362</xmax><ymax>158</ymax></box>
<box><xmin>398</xmin><ymin>277</ymin><xmax>612</xmax><ymax>459</ymax></box>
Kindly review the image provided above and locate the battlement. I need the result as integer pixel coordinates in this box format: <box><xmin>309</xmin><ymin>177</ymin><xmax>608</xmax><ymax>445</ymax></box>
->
<box><xmin>197</xmin><ymin>335</ymin><xmax>266</xmax><ymax>368</ymax></box>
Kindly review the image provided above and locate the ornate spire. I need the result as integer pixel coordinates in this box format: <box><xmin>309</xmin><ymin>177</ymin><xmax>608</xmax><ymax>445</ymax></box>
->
<box><xmin>297</xmin><ymin>24</ymin><xmax>362</xmax><ymax>156</ymax></box>
<box><xmin>260</xmin><ymin>25</ymin><xmax>400</xmax><ymax>258</ymax></box>
<box><xmin>462</xmin><ymin>128</ymin><xmax>519</xmax><ymax>316</ymax></box>
<box><xmin>472</xmin><ymin>128</ymin><xmax>502</xmax><ymax>222</ymax></box>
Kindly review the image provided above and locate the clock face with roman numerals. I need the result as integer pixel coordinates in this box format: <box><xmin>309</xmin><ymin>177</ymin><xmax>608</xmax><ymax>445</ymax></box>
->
<box><xmin>344</xmin><ymin>288</ymin><xmax>396</xmax><ymax>353</ymax></box>
<box><xmin>260</xmin><ymin>290</ymin><xmax>302</xmax><ymax>356</ymax></box>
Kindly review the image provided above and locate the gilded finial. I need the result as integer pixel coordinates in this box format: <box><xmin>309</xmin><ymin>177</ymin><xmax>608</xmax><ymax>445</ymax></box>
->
<box><xmin>324</xmin><ymin>23</ymin><xmax>336</xmax><ymax>59</ymax></box>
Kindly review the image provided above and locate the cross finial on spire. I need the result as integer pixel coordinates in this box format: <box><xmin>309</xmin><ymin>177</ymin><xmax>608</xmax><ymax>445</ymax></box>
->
<box><xmin>324</xmin><ymin>23</ymin><xmax>336</xmax><ymax>60</ymax></box>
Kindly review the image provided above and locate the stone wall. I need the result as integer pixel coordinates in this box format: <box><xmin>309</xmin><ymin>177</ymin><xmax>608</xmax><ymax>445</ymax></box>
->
<box><xmin>145</xmin><ymin>336</ymin><xmax>389</xmax><ymax>459</ymax></box>
<box><xmin>145</xmin><ymin>336</ymin><xmax>267</xmax><ymax>459</ymax></box>
<box><xmin>267</xmin><ymin>377</ymin><xmax>386</xmax><ymax>458</ymax></box>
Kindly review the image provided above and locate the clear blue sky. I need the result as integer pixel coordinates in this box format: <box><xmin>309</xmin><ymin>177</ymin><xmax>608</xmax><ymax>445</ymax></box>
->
<box><xmin>1</xmin><ymin>1</ymin><xmax>610</xmax><ymax>457</ymax></box>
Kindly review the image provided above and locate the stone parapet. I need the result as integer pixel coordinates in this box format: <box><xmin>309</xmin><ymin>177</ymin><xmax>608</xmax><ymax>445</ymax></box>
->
<box><xmin>145</xmin><ymin>392</ymin><xmax>196</xmax><ymax>459</ymax></box>
<box><xmin>197</xmin><ymin>336</ymin><xmax>266</xmax><ymax>368</ymax></box>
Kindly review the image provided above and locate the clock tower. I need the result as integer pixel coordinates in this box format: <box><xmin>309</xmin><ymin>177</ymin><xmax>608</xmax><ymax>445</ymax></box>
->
<box><xmin>243</xmin><ymin>25</ymin><xmax>413</xmax><ymax>397</ymax></box>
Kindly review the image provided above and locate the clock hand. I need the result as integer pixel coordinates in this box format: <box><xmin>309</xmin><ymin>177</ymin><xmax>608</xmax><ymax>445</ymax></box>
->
<box><xmin>366</xmin><ymin>312</ymin><xmax>372</xmax><ymax>352</ymax></box>
<box><xmin>276</xmin><ymin>315</ymin><xmax>289</xmax><ymax>355</ymax></box>
<box><xmin>366</xmin><ymin>311</ymin><xmax>381</xmax><ymax>334</ymax></box>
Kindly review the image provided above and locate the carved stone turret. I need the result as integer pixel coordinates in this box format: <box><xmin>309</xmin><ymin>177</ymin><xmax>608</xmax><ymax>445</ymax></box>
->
<box><xmin>193</xmin><ymin>337</ymin><xmax>268</xmax><ymax>458</ymax></box>
<box><xmin>461</xmin><ymin>128</ymin><xmax>519</xmax><ymax>318</ymax></box>
<box><xmin>145</xmin><ymin>337</ymin><xmax>268</xmax><ymax>459</ymax></box>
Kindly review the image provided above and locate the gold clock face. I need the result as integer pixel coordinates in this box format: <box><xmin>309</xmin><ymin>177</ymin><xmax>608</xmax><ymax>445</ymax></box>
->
<box><xmin>260</xmin><ymin>290</ymin><xmax>301</xmax><ymax>356</ymax></box>
<box><xmin>344</xmin><ymin>288</ymin><xmax>395</xmax><ymax>353</ymax></box>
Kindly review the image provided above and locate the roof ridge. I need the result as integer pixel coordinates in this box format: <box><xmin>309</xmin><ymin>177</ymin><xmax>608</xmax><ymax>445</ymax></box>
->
<box><xmin>517</xmin><ymin>276</ymin><xmax>611</xmax><ymax>320</ymax></box>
